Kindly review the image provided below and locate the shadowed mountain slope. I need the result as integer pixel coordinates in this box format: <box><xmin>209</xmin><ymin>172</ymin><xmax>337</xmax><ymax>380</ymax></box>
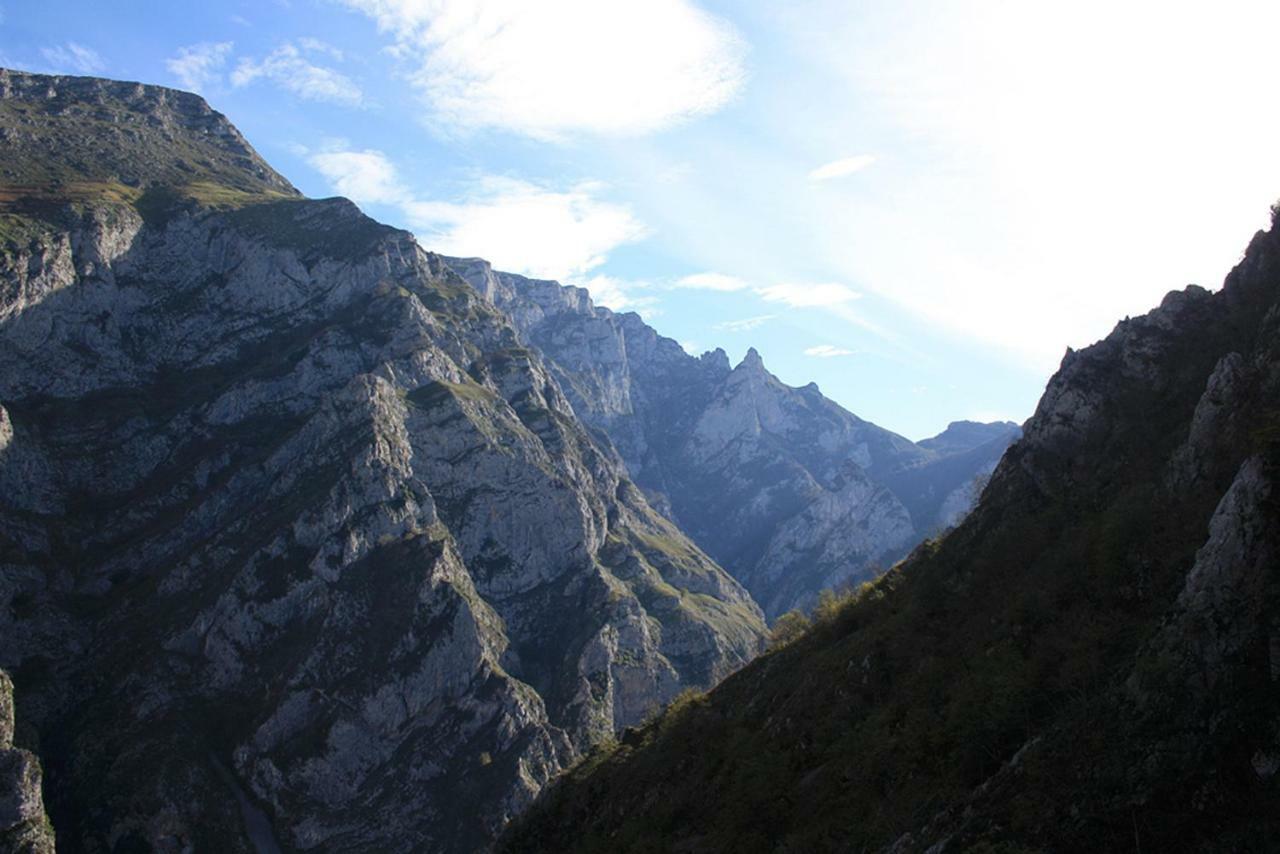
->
<box><xmin>501</xmin><ymin>207</ymin><xmax>1280</xmax><ymax>852</ymax></box>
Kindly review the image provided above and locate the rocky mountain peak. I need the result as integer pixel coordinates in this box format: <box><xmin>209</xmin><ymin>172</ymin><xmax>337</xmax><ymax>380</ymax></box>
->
<box><xmin>0</xmin><ymin>66</ymin><xmax>296</xmax><ymax>195</ymax></box>
<box><xmin>439</xmin><ymin>254</ymin><xmax>1018</xmax><ymax>619</ymax></box>
<box><xmin>739</xmin><ymin>346</ymin><xmax>765</xmax><ymax>372</ymax></box>
<box><xmin>918</xmin><ymin>419</ymin><xmax>1022</xmax><ymax>455</ymax></box>
<box><xmin>699</xmin><ymin>347</ymin><xmax>731</xmax><ymax>373</ymax></box>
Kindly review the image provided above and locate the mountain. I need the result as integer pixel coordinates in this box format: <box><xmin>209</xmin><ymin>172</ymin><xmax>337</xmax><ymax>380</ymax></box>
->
<box><xmin>500</xmin><ymin>211</ymin><xmax>1280</xmax><ymax>850</ymax></box>
<box><xmin>443</xmin><ymin>258</ymin><xmax>1020</xmax><ymax>618</ymax></box>
<box><xmin>918</xmin><ymin>419</ymin><xmax>1021</xmax><ymax>454</ymax></box>
<box><xmin>0</xmin><ymin>69</ymin><xmax>766</xmax><ymax>852</ymax></box>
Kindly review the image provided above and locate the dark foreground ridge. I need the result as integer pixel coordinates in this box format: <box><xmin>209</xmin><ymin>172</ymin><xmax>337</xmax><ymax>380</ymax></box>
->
<box><xmin>501</xmin><ymin>211</ymin><xmax>1280</xmax><ymax>852</ymax></box>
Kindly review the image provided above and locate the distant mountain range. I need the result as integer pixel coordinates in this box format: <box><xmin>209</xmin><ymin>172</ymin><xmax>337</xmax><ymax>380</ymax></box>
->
<box><xmin>445</xmin><ymin>257</ymin><xmax>1018</xmax><ymax>618</ymax></box>
<box><xmin>0</xmin><ymin>68</ymin><xmax>1013</xmax><ymax>852</ymax></box>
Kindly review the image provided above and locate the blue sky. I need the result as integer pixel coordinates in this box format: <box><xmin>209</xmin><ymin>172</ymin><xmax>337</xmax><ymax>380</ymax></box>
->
<box><xmin>5</xmin><ymin>0</ymin><xmax>1280</xmax><ymax>440</ymax></box>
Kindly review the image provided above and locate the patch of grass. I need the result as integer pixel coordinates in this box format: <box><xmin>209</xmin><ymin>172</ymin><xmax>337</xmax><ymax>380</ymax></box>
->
<box><xmin>405</xmin><ymin>379</ymin><xmax>499</xmax><ymax>410</ymax></box>
<box><xmin>0</xmin><ymin>211</ymin><xmax>54</xmax><ymax>254</ymax></box>
<box><xmin>180</xmin><ymin>180</ymin><xmax>292</xmax><ymax>209</ymax></box>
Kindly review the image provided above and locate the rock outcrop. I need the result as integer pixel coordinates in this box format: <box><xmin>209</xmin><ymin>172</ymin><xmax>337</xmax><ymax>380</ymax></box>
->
<box><xmin>443</xmin><ymin>258</ymin><xmax>1020</xmax><ymax>618</ymax></box>
<box><xmin>0</xmin><ymin>671</ymin><xmax>54</xmax><ymax>854</ymax></box>
<box><xmin>0</xmin><ymin>69</ymin><xmax>764</xmax><ymax>853</ymax></box>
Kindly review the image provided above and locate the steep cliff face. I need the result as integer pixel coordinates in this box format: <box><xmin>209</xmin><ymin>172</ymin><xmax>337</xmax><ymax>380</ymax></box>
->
<box><xmin>0</xmin><ymin>671</ymin><xmax>54</xmax><ymax>854</ymax></box>
<box><xmin>501</xmin><ymin>209</ymin><xmax>1280</xmax><ymax>852</ymax></box>
<box><xmin>0</xmin><ymin>70</ymin><xmax>764</xmax><ymax>853</ymax></box>
<box><xmin>444</xmin><ymin>258</ymin><xmax>1020</xmax><ymax>618</ymax></box>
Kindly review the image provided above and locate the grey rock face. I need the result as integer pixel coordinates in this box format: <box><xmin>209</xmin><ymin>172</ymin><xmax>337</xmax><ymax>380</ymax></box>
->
<box><xmin>0</xmin><ymin>71</ymin><xmax>764</xmax><ymax>853</ymax></box>
<box><xmin>0</xmin><ymin>671</ymin><xmax>55</xmax><ymax>854</ymax></box>
<box><xmin>1154</xmin><ymin>455</ymin><xmax>1276</xmax><ymax>688</ymax></box>
<box><xmin>444</xmin><ymin>257</ymin><xmax>1021</xmax><ymax>618</ymax></box>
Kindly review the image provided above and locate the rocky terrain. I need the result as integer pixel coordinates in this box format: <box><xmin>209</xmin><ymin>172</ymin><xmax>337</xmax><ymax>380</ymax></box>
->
<box><xmin>502</xmin><ymin>206</ymin><xmax>1280</xmax><ymax>850</ymax></box>
<box><xmin>444</xmin><ymin>258</ymin><xmax>1019</xmax><ymax>618</ymax></box>
<box><xmin>0</xmin><ymin>69</ymin><xmax>767</xmax><ymax>852</ymax></box>
<box><xmin>0</xmin><ymin>670</ymin><xmax>54</xmax><ymax>854</ymax></box>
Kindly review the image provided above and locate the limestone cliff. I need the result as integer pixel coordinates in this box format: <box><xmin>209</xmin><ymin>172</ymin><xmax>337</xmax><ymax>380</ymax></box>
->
<box><xmin>0</xmin><ymin>69</ymin><xmax>764</xmax><ymax>853</ymax></box>
<box><xmin>444</xmin><ymin>257</ymin><xmax>1019</xmax><ymax>617</ymax></box>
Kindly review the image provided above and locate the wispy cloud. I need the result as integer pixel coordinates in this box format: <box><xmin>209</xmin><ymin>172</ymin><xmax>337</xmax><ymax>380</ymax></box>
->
<box><xmin>803</xmin><ymin>344</ymin><xmax>855</xmax><ymax>358</ymax></box>
<box><xmin>713</xmin><ymin>314</ymin><xmax>774</xmax><ymax>332</ymax></box>
<box><xmin>338</xmin><ymin>0</ymin><xmax>746</xmax><ymax>140</ymax></box>
<box><xmin>674</xmin><ymin>272</ymin><xmax>748</xmax><ymax>292</ymax></box>
<box><xmin>808</xmin><ymin>154</ymin><xmax>876</xmax><ymax>181</ymax></box>
<box><xmin>404</xmin><ymin>178</ymin><xmax>648</xmax><ymax>281</ymax></box>
<box><xmin>232</xmin><ymin>42</ymin><xmax>362</xmax><ymax>105</ymax></box>
<box><xmin>582</xmin><ymin>274</ymin><xmax>660</xmax><ymax>316</ymax></box>
<box><xmin>166</xmin><ymin>42</ymin><xmax>233</xmax><ymax>93</ymax></box>
<box><xmin>40</xmin><ymin>42</ymin><xmax>104</xmax><ymax>74</ymax></box>
<box><xmin>307</xmin><ymin>148</ymin><xmax>403</xmax><ymax>203</ymax></box>
<box><xmin>296</xmin><ymin>37</ymin><xmax>344</xmax><ymax>60</ymax></box>
<box><xmin>755</xmin><ymin>282</ymin><xmax>861</xmax><ymax>308</ymax></box>
<box><xmin>306</xmin><ymin>146</ymin><xmax>648</xmax><ymax>282</ymax></box>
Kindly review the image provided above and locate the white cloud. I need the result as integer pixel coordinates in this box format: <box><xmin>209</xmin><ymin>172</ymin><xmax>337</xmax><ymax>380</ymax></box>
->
<box><xmin>339</xmin><ymin>0</ymin><xmax>746</xmax><ymax>139</ymax></box>
<box><xmin>713</xmin><ymin>314</ymin><xmax>774</xmax><ymax>332</ymax></box>
<box><xmin>755</xmin><ymin>282</ymin><xmax>861</xmax><ymax>308</ymax></box>
<box><xmin>40</xmin><ymin>42</ymin><xmax>104</xmax><ymax>74</ymax></box>
<box><xmin>232</xmin><ymin>43</ymin><xmax>363</xmax><ymax>105</ymax></box>
<box><xmin>808</xmin><ymin>155</ymin><xmax>876</xmax><ymax>181</ymax></box>
<box><xmin>675</xmin><ymin>272</ymin><xmax>748</xmax><ymax>292</ymax></box>
<box><xmin>308</xmin><ymin>148</ymin><xmax>404</xmax><ymax>204</ymax></box>
<box><xmin>804</xmin><ymin>344</ymin><xmax>856</xmax><ymax>358</ymax></box>
<box><xmin>405</xmin><ymin>178</ymin><xmax>647</xmax><ymax>280</ymax></box>
<box><xmin>296</xmin><ymin>37</ymin><xmax>345</xmax><ymax>60</ymax></box>
<box><xmin>579</xmin><ymin>274</ymin><xmax>660</xmax><ymax>316</ymax></box>
<box><xmin>785</xmin><ymin>1</ymin><xmax>1280</xmax><ymax>366</ymax></box>
<box><xmin>306</xmin><ymin>147</ymin><xmax>647</xmax><ymax>282</ymax></box>
<box><xmin>680</xmin><ymin>340</ymin><xmax>702</xmax><ymax>355</ymax></box>
<box><xmin>166</xmin><ymin>42</ymin><xmax>233</xmax><ymax>93</ymax></box>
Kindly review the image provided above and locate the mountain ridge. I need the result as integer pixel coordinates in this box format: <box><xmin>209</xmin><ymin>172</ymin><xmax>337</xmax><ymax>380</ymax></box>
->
<box><xmin>0</xmin><ymin>68</ymin><xmax>764</xmax><ymax>852</ymax></box>
<box><xmin>499</xmin><ymin>207</ymin><xmax>1280</xmax><ymax>852</ymax></box>
<box><xmin>443</xmin><ymin>255</ymin><xmax>1020</xmax><ymax>618</ymax></box>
